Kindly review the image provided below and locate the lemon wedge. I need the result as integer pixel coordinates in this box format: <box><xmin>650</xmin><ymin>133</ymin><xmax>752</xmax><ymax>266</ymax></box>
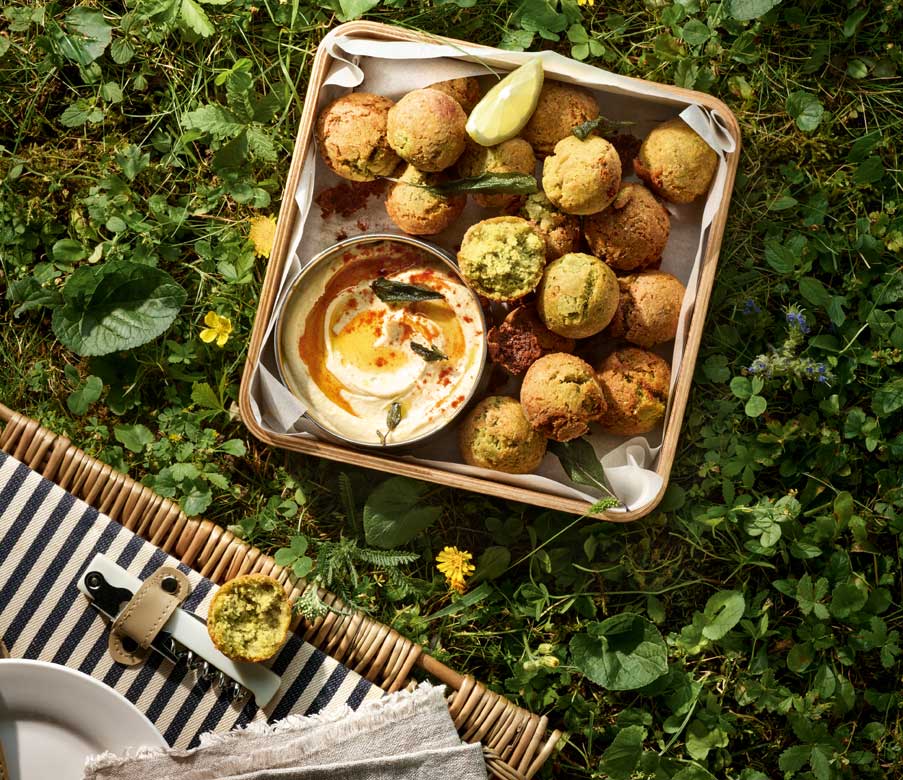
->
<box><xmin>466</xmin><ymin>57</ymin><xmax>544</xmax><ymax>147</ymax></box>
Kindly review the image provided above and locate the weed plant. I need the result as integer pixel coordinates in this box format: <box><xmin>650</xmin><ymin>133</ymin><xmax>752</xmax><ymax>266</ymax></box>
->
<box><xmin>2</xmin><ymin>1</ymin><xmax>903</xmax><ymax>778</ymax></box>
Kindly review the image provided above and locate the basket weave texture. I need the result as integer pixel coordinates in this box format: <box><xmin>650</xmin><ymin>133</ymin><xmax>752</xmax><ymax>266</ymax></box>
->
<box><xmin>0</xmin><ymin>404</ymin><xmax>560</xmax><ymax>780</ymax></box>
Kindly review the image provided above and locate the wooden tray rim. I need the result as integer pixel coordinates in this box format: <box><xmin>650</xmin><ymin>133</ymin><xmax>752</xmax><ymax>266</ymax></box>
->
<box><xmin>238</xmin><ymin>20</ymin><xmax>743</xmax><ymax>521</ymax></box>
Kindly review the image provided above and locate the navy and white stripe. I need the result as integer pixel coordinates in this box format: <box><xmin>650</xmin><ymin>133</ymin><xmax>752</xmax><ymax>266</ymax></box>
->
<box><xmin>0</xmin><ymin>452</ymin><xmax>382</xmax><ymax>749</ymax></box>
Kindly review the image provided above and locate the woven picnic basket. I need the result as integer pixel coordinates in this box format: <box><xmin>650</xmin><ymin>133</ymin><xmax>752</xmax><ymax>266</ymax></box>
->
<box><xmin>0</xmin><ymin>402</ymin><xmax>561</xmax><ymax>780</ymax></box>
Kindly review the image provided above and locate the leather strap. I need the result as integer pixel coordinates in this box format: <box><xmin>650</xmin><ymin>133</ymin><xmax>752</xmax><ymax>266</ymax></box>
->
<box><xmin>108</xmin><ymin>567</ymin><xmax>190</xmax><ymax>666</ymax></box>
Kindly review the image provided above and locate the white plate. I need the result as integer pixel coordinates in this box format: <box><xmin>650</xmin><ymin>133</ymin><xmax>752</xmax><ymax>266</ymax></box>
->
<box><xmin>0</xmin><ymin>659</ymin><xmax>167</xmax><ymax>780</ymax></box>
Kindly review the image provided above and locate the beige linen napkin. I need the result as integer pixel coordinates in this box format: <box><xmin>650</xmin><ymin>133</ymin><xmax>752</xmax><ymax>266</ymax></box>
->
<box><xmin>83</xmin><ymin>682</ymin><xmax>487</xmax><ymax>780</ymax></box>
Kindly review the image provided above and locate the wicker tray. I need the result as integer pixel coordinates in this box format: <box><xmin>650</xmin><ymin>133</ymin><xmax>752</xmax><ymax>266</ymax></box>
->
<box><xmin>0</xmin><ymin>403</ymin><xmax>560</xmax><ymax>780</ymax></box>
<box><xmin>238</xmin><ymin>21</ymin><xmax>742</xmax><ymax>521</ymax></box>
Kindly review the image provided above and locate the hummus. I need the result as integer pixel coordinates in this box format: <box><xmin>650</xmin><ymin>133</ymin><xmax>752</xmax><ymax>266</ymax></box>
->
<box><xmin>279</xmin><ymin>239</ymin><xmax>485</xmax><ymax>445</ymax></box>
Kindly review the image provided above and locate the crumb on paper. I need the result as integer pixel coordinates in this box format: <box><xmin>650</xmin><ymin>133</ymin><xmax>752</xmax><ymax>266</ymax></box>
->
<box><xmin>315</xmin><ymin>180</ymin><xmax>387</xmax><ymax>220</ymax></box>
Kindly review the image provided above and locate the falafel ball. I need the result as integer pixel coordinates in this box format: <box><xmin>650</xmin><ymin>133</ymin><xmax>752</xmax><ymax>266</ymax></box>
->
<box><xmin>457</xmin><ymin>216</ymin><xmax>546</xmax><ymax>301</ymax></box>
<box><xmin>634</xmin><ymin>117</ymin><xmax>718</xmax><ymax>204</ymax></box>
<box><xmin>520</xmin><ymin>353</ymin><xmax>607</xmax><ymax>442</ymax></box>
<box><xmin>521</xmin><ymin>82</ymin><xmax>599</xmax><ymax>157</ymax></box>
<box><xmin>542</xmin><ymin>135</ymin><xmax>622</xmax><ymax>216</ymax></box>
<box><xmin>385</xmin><ymin>164</ymin><xmax>466</xmax><ymax>235</ymax></box>
<box><xmin>487</xmin><ymin>305</ymin><xmax>576</xmax><ymax>376</ymax></box>
<box><xmin>316</xmin><ymin>92</ymin><xmax>401</xmax><ymax>182</ymax></box>
<box><xmin>456</xmin><ymin>137</ymin><xmax>536</xmax><ymax>209</ymax></box>
<box><xmin>459</xmin><ymin>396</ymin><xmax>547</xmax><ymax>474</ymax></box>
<box><xmin>537</xmin><ymin>253</ymin><xmax>620</xmax><ymax>339</ymax></box>
<box><xmin>428</xmin><ymin>77</ymin><xmax>482</xmax><ymax>114</ymax></box>
<box><xmin>584</xmin><ymin>183</ymin><xmax>670</xmax><ymax>272</ymax></box>
<box><xmin>386</xmin><ymin>88</ymin><xmax>467</xmax><ymax>172</ymax></box>
<box><xmin>516</xmin><ymin>192</ymin><xmax>581</xmax><ymax>260</ymax></box>
<box><xmin>595</xmin><ymin>348</ymin><xmax>671</xmax><ymax>435</ymax></box>
<box><xmin>607</xmin><ymin>271</ymin><xmax>686</xmax><ymax>347</ymax></box>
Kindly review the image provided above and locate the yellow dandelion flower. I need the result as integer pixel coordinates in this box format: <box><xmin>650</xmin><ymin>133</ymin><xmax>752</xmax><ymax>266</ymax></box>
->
<box><xmin>249</xmin><ymin>215</ymin><xmax>277</xmax><ymax>258</ymax></box>
<box><xmin>436</xmin><ymin>546</ymin><xmax>475</xmax><ymax>592</ymax></box>
<box><xmin>577</xmin><ymin>0</ymin><xmax>595</xmax><ymax>5</ymax></box>
<box><xmin>200</xmin><ymin>311</ymin><xmax>233</xmax><ymax>347</ymax></box>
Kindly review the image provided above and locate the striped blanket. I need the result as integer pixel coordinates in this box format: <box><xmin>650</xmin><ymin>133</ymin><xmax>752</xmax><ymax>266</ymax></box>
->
<box><xmin>0</xmin><ymin>451</ymin><xmax>380</xmax><ymax>749</ymax></box>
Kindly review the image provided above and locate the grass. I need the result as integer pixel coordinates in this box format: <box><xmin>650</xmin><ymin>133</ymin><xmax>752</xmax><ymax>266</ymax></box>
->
<box><xmin>2</xmin><ymin>1</ymin><xmax>903</xmax><ymax>778</ymax></box>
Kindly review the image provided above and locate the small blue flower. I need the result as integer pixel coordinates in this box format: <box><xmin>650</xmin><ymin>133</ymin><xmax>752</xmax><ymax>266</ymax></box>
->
<box><xmin>742</xmin><ymin>299</ymin><xmax>761</xmax><ymax>315</ymax></box>
<box><xmin>786</xmin><ymin>310</ymin><xmax>810</xmax><ymax>334</ymax></box>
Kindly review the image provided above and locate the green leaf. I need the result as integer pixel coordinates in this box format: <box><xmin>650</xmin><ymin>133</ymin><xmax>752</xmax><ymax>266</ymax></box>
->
<box><xmin>179</xmin><ymin>0</ymin><xmax>215</xmax><ymax>36</ymax></box>
<box><xmin>67</xmin><ymin>375</ymin><xmax>103</xmax><ymax>415</ymax></box>
<box><xmin>470</xmin><ymin>546</ymin><xmax>511</xmax><ymax>584</ymax></box>
<box><xmin>853</xmin><ymin>156</ymin><xmax>884</xmax><ymax>185</ymax></box>
<box><xmin>115</xmin><ymin>145</ymin><xmax>150</xmax><ymax>181</ymax></box>
<box><xmin>809</xmin><ymin>746</ymin><xmax>832</xmax><ymax>780</ymax></box>
<box><xmin>702</xmin><ymin>590</ymin><xmax>745</xmax><ymax>640</ymax></box>
<box><xmin>53</xmin><ymin>239</ymin><xmax>87</xmax><ymax>263</ymax></box>
<box><xmin>182</xmin><ymin>104</ymin><xmax>244</xmax><ymax>140</ymax></box>
<box><xmin>219</xmin><ymin>439</ymin><xmax>246</xmax><ymax>456</ymax></box>
<box><xmin>181</xmin><ymin>481</ymin><xmax>212</xmax><ymax>516</ymax></box>
<box><xmin>786</xmin><ymin>91</ymin><xmax>824</xmax><ymax>132</ymax></box>
<box><xmin>548</xmin><ymin>438</ymin><xmax>611</xmax><ymax>496</ymax></box>
<box><xmin>570</xmin><ymin>613</ymin><xmax>668</xmax><ymax>690</ymax></box>
<box><xmin>428</xmin><ymin>582</ymin><xmax>493</xmax><ymax>620</ymax></box>
<box><xmin>728</xmin><ymin>0</ymin><xmax>782</xmax><ymax>20</ymax></box>
<box><xmin>336</xmin><ymin>0</ymin><xmax>381</xmax><ymax>22</ymax></box>
<box><xmin>842</xmin><ymin>8</ymin><xmax>868</xmax><ymax>37</ymax></box>
<box><xmin>52</xmin><ymin>260</ymin><xmax>187</xmax><ymax>356</ymax></box>
<box><xmin>60</xmin><ymin>99</ymin><xmax>104</xmax><ymax>128</ymax></box>
<box><xmin>55</xmin><ymin>8</ymin><xmax>112</xmax><ymax>67</ymax></box>
<box><xmin>779</xmin><ymin>745</ymin><xmax>810</xmax><ymax>773</ymax></box>
<box><xmin>599</xmin><ymin>725</ymin><xmax>646</xmax><ymax>780</ymax></box>
<box><xmin>830</xmin><ymin>582</ymin><xmax>867</xmax><ymax>619</ymax></box>
<box><xmin>191</xmin><ymin>381</ymin><xmax>221</xmax><ymax>410</ymax></box>
<box><xmin>114</xmin><ymin>423</ymin><xmax>154</xmax><ymax>453</ymax></box>
<box><xmin>872</xmin><ymin>377</ymin><xmax>903</xmax><ymax>416</ymax></box>
<box><xmin>745</xmin><ymin>395</ymin><xmax>767</xmax><ymax>417</ymax></box>
<box><xmin>110</xmin><ymin>38</ymin><xmax>135</xmax><ymax>64</ymax></box>
<box><xmin>787</xmin><ymin>641</ymin><xmax>814</xmax><ymax>672</ymax></box>
<box><xmin>363</xmin><ymin>477</ymin><xmax>442</xmax><ymax>548</ymax></box>
<box><xmin>681</xmin><ymin>19</ymin><xmax>711</xmax><ymax>45</ymax></box>
<box><xmin>800</xmin><ymin>277</ymin><xmax>830</xmax><ymax>308</ymax></box>
<box><xmin>730</xmin><ymin>376</ymin><xmax>751</xmax><ymax>399</ymax></box>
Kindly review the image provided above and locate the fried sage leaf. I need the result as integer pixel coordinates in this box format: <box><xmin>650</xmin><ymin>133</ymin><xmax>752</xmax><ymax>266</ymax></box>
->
<box><xmin>377</xmin><ymin>401</ymin><xmax>403</xmax><ymax>447</ymax></box>
<box><xmin>572</xmin><ymin>114</ymin><xmax>633</xmax><ymax>140</ymax></box>
<box><xmin>371</xmin><ymin>278</ymin><xmax>444</xmax><ymax>303</ymax></box>
<box><xmin>548</xmin><ymin>438</ymin><xmax>619</xmax><ymax>508</ymax></box>
<box><xmin>410</xmin><ymin>342</ymin><xmax>448</xmax><ymax>362</ymax></box>
<box><xmin>387</xmin><ymin>401</ymin><xmax>402</xmax><ymax>431</ymax></box>
<box><xmin>430</xmin><ymin>172</ymin><xmax>539</xmax><ymax>196</ymax></box>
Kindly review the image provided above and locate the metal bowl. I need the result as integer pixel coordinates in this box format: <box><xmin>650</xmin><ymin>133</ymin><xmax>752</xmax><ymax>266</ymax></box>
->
<box><xmin>274</xmin><ymin>234</ymin><xmax>488</xmax><ymax>450</ymax></box>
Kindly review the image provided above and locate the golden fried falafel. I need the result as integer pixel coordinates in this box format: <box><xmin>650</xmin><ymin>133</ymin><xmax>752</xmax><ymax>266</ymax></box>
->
<box><xmin>537</xmin><ymin>253</ymin><xmax>620</xmax><ymax>339</ymax></box>
<box><xmin>634</xmin><ymin>117</ymin><xmax>718</xmax><ymax>203</ymax></box>
<box><xmin>487</xmin><ymin>305</ymin><xmax>576</xmax><ymax>376</ymax></box>
<box><xmin>607</xmin><ymin>270</ymin><xmax>686</xmax><ymax>347</ymax></box>
<box><xmin>521</xmin><ymin>82</ymin><xmax>599</xmax><ymax>157</ymax></box>
<box><xmin>386</xmin><ymin>88</ymin><xmax>467</xmax><ymax>172</ymax></box>
<box><xmin>542</xmin><ymin>135</ymin><xmax>622</xmax><ymax>215</ymax></box>
<box><xmin>457</xmin><ymin>216</ymin><xmax>546</xmax><ymax>301</ymax></box>
<box><xmin>520</xmin><ymin>353</ymin><xmax>607</xmax><ymax>442</ymax></box>
<box><xmin>595</xmin><ymin>348</ymin><xmax>671</xmax><ymax>435</ymax></box>
<box><xmin>456</xmin><ymin>137</ymin><xmax>536</xmax><ymax>209</ymax></box>
<box><xmin>584</xmin><ymin>183</ymin><xmax>670</xmax><ymax>272</ymax></box>
<box><xmin>385</xmin><ymin>164</ymin><xmax>466</xmax><ymax>235</ymax></box>
<box><xmin>428</xmin><ymin>76</ymin><xmax>482</xmax><ymax>114</ymax></box>
<box><xmin>515</xmin><ymin>191</ymin><xmax>581</xmax><ymax>260</ymax></box>
<box><xmin>207</xmin><ymin>574</ymin><xmax>292</xmax><ymax>663</ymax></box>
<box><xmin>316</xmin><ymin>92</ymin><xmax>401</xmax><ymax>182</ymax></box>
<box><xmin>459</xmin><ymin>396</ymin><xmax>547</xmax><ymax>474</ymax></box>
